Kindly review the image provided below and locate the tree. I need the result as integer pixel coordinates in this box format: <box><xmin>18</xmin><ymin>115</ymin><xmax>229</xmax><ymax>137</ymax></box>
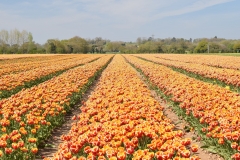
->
<box><xmin>14</xmin><ymin>29</ymin><xmax>21</xmax><ymax>47</ymax></box>
<box><xmin>154</xmin><ymin>41</ymin><xmax>164</xmax><ymax>53</ymax></box>
<box><xmin>86</xmin><ymin>37</ymin><xmax>109</xmax><ymax>53</ymax></box>
<box><xmin>68</xmin><ymin>36</ymin><xmax>89</xmax><ymax>53</ymax></box>
<box><xmin>189</xmin><ymin>38</ymin><xmax>192</xmax><ymax>43</ymax></box>
<box><xmin>171</xmin><ymin>37</ymin><xmax>176</xmax><ymax>42</ymax></box>
<box><xmin>119</xmin><ymin>43</ymin><xmax>138</xmax><ymax>53</ymax></box>
<box><xmin>20</xmin><ymin>30</ymin><xmax>29</xmax><ymax>53</ymax></box>
<box><xmin>194</xmin><ymin>40</ymin><xmax>208</xmax><ymax>53</ymax></box>
<box><xmin>0</xmin><ymin>30</ymin><xmax>9</xmax><ymax>53</ymax></box>
<box><xmin>46</xmin><ymin>39</ymin><xmax>57</xmax><ymax>53</ymax></box>
<box><xmin>176</xmin><ymin>40</ymin><xmax>188</xmax><ymax>53</ymax></box>
<box><xmin>233</xmin><ymin>42</ymin><xmax>240</xmax><ymax>53</ymax></box>
<box><xmin>106</xmin><ymin>42</ymin><xmax>123</xmax><ymax>52</ymax></box>
<box><xmin>27</xmin><ymin>32</ymin><xmax>34</xmax><ymax>53</ymax></box>
<box><xmin>136</xmin><ymin>37</ymin><xmax>147</xmax><ymax>45</ymax></box>
<box><xmin>34</xmin><ymin>43</ymin><xmax>45</xmax><ymax>53</ymax></box>
<box><xmin>9</xmin><ymin>44</ymin><xmax>19</xmax><ymax>53</ymax></box>
<box><xmin>9</xmin><ymin>30</ymin><xmax>15</xmax><ymax>46</ymax></box>
<box><xmin>136</xmin><ymin>37</ymin><xmax>142</xmax><ymax>45</ymax></box>
<box><xmin>148</xmin><ymin>37</ymin><xmax>153</xmax><ymax>41</ymax></box>
<box><xmin>221</xmin><ymin>40</ymin><xmax>234</xmax><ymax>53</ymax></box>
<box><xmin>137</xmin><ymin>42</ymin><xmax>149</xmax><ymax>53</ymax></box>
<box><xmin>55</xmin><ymin>40</ymin><xmax>65</xmax><ymax>53</ymax></box>
<box><xmin>209</xmin><ymin>42</ymin><xmax>220</xmax><ymax>53</ymax></box>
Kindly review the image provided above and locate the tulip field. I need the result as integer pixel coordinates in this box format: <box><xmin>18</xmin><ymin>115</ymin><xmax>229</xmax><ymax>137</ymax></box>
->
<box><xmin>0</xmin><ymin>54</ymin><xmax>102</xmax><ymax>99</ymax></box>
<box><xmin>154</xmin><ymin>54</ymin><xmax>240</xmax><ymax>70</ymax></box>
<box><xmin>0</xmin><ymin>54</ymin><xmax>239</xmax><ymax>160</ymax></box>
<box><xmin>137</xmin><ymin>55</ymin><xmax>240</xmax><ymax>89</ymax></box>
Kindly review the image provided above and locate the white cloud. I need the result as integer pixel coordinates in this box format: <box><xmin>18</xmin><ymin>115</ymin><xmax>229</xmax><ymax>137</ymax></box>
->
<box><xmin>52</xmin><ymin>0</ymin><xmax>233</xmax><ymax>28</ymax></box>
<box><xmin>1</xmin><ymin>0</ymin><xmax>233</xmax><ymax>27</ymax></box>
<box><xmin>151</xmin><ymin>0</ymin><xmax>234</xmax><ymax>20</ymax></box>
<box><xmin>0</xmin><ymin>0</ymin><xmax>237</xmax><ymax>43</ymax></box>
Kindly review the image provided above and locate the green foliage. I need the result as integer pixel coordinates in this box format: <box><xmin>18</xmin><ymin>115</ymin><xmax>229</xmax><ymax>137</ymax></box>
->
<box><xmin>194</xmin><ymin>39</ymin><xmax>208</xmax><ymax>53</ymax></box>
<box><xmin>0</xmin><ymin>29</ymin><xmax>46</xmax><ymax>54</ymax></box>
<box><xmin>46</xmin><ymin>39</ymin><xmax>57</xmax><ymax>53</ymax></box>
<box><xmin>1</xmin><ymin>29</ymin><xmax>240</xmax><ymax>54</ymax></box>
<box><xmin>87</xmin><ymin>37</ymin><xmax>108</xmax><ymax>53</ymax></box>
<box><xmin>209</xmin><ymin>42</ymin><xmax>221</xmax><ymax>53</ymax></box>
<box><xmin>233</xmin><ymin>42</ymin><xmax>240</xmax><ymax>52</ymax></box>
<box><xmin>105</xmin><ymin>41</ymin><xmax>124</xmax><ymax>52</ymax></box>
<box><xmin>68</xmin><ymin>36</ymin><xmax>89</xmax><ymax>53</ymax></box>
<box><xmin>45</xmin><ymin>37</ymin><xmax>89</xmax><ymax>54</ymax></box>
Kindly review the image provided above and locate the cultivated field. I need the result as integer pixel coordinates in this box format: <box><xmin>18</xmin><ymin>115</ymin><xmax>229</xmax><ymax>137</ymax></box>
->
<box><xmin>0</xmin><ymin>54</ymin><xmax>239</xmax><ymax>160</ymax></box>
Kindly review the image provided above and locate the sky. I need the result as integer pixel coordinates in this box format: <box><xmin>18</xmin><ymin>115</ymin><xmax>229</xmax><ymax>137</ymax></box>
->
<box><xmin>0</xmin><ymin>0</ymin><xmax>239</xmax><ymax>44</ymax></box>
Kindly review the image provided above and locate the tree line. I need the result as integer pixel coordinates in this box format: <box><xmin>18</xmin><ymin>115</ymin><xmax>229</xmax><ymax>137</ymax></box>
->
<box><xmin>1</xmin><ymin>29</ymin><xmax>240</xmax><ymax>54</ymax></box>
<box><xmin>0</xmin><ymin>29</ymin><xmax>36</xmax><ymax>54</ymax></box>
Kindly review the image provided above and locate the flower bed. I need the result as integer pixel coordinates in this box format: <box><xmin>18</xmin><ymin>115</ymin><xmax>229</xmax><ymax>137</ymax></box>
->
<box><xmin>138</xmin><ymin>54</ymin><xmax>240</xmax><ymax>89</ymax></box>
<box><xmin>46</xmin><ymin>55</ymin><xmax>200</xmax><ymax>160</ymax></box>
<box><xmin>0</xmin><ymin>55</ymin><xmax>102</xmax><ymax>91</ymax></box>
<box><xmin>0</xmin><ymin>55</ymin><xmax>113</xmax><ymax>160</ymax></box>
<box><xmin>155</xmin><ymin>54</ymin><xmax>240</xmax><ymax>70</ymax></box>
<box><xmin>0</xmin><ymin>55</ymin><xmax>81</xmax><ymax>75</ymax></box>
<box><xmin>0</xmin><ymin>55</ymin><xmax>103</xmax><ymax>99</ymax></box>
<box><xmin>125</xmin><ymin>55</ymin><xmax>240</xmax><ymax>159</ymax></box>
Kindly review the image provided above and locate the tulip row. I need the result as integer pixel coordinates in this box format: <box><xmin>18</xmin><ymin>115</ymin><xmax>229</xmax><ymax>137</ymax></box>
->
<box><xmin>0</xmin><ymin>55</ymin><xmax>102</xmax><ymax>91</ymax></box>
<box><xmin>155</xmin><ymin>54</ymin><xmax>240</xmax><ymax>70</ymax></box>
<box><xmin>124</xmin><ymin>55</ymin><xmax>240</xmax><ymax>159</ymax></box>
<box><xmin>137</xmin><ymin>54</ymin><xmax>240</xmax><ymax>89</ymax></box>
<box><xmin>0</xmin><ymin>55</ymin><xmax>84</xmax><ymax>76</ymax></box>
<box><xmin>0</xmin><ymin>55</ymin><xmax>113</xmax><ymax>160</ymax></box>
<box><xmin>0</xmin><ymin>54</ymin><xmax>59</xmax><ymax>60</ymax></box>
<box><xmin>0</xmin><ymin>55</ymin><xmax>104</xmax><ymax>100</ymax></box>
<box><xmin>47</xmin><ymin>55</ymin><xmax>200</xmax><ymax>160</ymax></box>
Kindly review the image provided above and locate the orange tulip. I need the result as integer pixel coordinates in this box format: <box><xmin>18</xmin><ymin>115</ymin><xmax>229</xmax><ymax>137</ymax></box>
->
<box><xmin>191</xmin><ymin>144</ymin><xmax>198</xmax><ymax>152</ymax></box>
<box><xmin>20</xmin><ymin>147</ymin><xmax>28</xmax><ymax>152</ymax></box>
<box><xmin>28</xmin><ymin>138</ymin><xmax>37</xmax><ymax>143</ymax></box>
<box><xmin>0</xmin><ymin>140</ymin><xmax>7</xmax><ymax>148</ymax></box>
<box><xmin>117</xmin><ymin>151</ymin><xmax>126</xmax><ymax>160</ymax></box>
<box><xmin>11</xmin><ymin>143</ymin><xmax>19</xmax><ymax>150</ymax></box>
<box><xmin>218</xmin><ymin>138</ymin><xmax>224</xmax><ymax>145</ymax></box>
<box><xmin>231</xmin><ymin>153</ymin><xmax>240</xmax><ymax>160</ymax></box>
<box><xmin>181</xmin><ymin>150</ymin><xmax>190</xmax><ymax>158</ymax></box>
<box><xmin>31</xmin><ymin>129</ymin><xmax>37</xmax><ymax>134</ymax></box>
<box><xmin>31</xmin><ymin>148</ymin><xmax>38</xmax><ymax>154</ymax></box>
<box><xmin>1</xmin><ymin>127</ymin><xmax>6</xmax><ymax>132</ymax></box>
<box><xmin>5</xmin><ymin>147</ymin><xmax>13</xmax><ymax>155</ymax></box>
<box><xmin>231</xmin><ymin>142</ymin><xmax>238</xmax><ymax>149</ymax></box>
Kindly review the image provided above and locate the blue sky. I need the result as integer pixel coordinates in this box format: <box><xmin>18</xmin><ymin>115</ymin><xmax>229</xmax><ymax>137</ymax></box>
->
<box><xmin>0</xmin><ymin>0</ymin><xmax>239</xmax><ymax>44</ymax></box>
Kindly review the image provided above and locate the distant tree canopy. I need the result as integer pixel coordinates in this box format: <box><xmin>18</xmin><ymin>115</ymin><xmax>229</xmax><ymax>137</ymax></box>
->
<box><xmin>0</xmin><ymin>29</ymin><xmax>41</xmax><ymax>54</ymax></box>
<box><xmin>130</xmin><ymin>37</ymin><xmax>239</xmax><ymax>54</ymax></box>
<box><xmin>233</xmin><ymin>42</ymin><xmax>240</xmax><ymax>52</ymax></box>
<box><xmin>1</xmin><ymin>29</ymin><xmax>240</xmax><ymax>54</ymax></box>
<box><xmin>46</xmin><ymin>37</ymin><xmax>89</xmax><ymax>54</ymax></box>
<box><xmin>194</xmin><ymin>40</ymin><xmax>208</xmax><ymax>53</ymax></box>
